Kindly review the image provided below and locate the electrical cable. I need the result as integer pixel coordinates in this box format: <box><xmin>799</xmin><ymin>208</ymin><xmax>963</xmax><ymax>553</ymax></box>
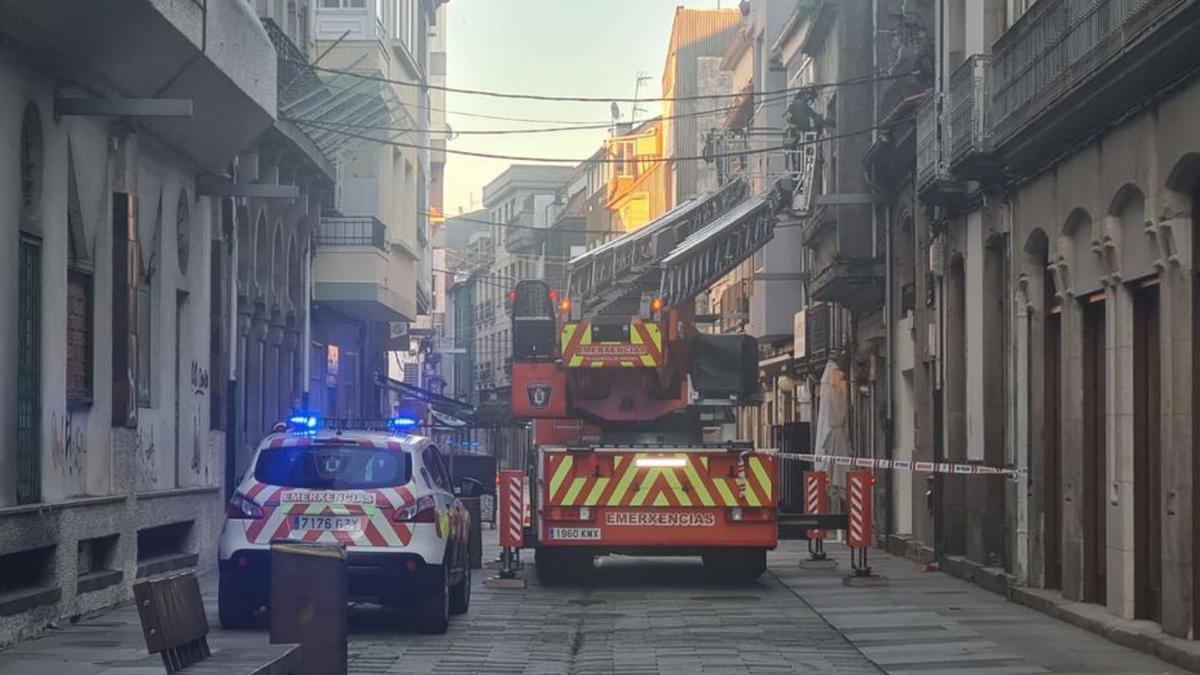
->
<box><xmin>286</xmin><ymin>87</ymin><xmax>802</xmax><ymax>136</ymax></box>
<box><xmin>287</xmin><ymin>58</ymin><xmax>919</xmax><ymax>104</ymax></box>
<box><xmin>295</xmin><ymin>115</ymin><xmax>894</xmax><ymax>164</ymax></box>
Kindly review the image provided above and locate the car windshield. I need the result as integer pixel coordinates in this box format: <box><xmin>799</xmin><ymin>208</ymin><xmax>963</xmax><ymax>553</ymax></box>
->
<box><xmin>254</xmin><ymin>445</ymin><xmax>411</xmax><ymax>489</ymax></box>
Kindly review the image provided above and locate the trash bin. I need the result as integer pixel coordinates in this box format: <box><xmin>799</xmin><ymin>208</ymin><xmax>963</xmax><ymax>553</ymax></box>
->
<box><xmin>462</xmin><ymin>497</ymin><xmax>482</xmax><ymax>570</ymax></box>
<box><xmin>270</xmin><ymin>540</ymin><xmax>347</xmax><ymax>675</ymax></box>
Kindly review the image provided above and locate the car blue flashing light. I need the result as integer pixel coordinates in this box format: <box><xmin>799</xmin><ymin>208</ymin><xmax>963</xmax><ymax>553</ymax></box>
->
<box><xmin>387</xmin><ymin>416</ymin><xmax>418</xmax><ymax>432</ymax></box>
<box><xmin>286</xmin><ymin>414</ymin><xmax>321</xmax><ymax>431</ymax></box>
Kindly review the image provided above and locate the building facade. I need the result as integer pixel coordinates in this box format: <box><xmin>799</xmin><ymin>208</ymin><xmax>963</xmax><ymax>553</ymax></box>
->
<box><xmin>0</xmin><ymin>0</ymin><xmax>313</xmax><ymax>647</ymax></box>
<box><xmin>303</xmin><ymin>0</ymin><xmax>444</xmax><ymax>422</ymax></box>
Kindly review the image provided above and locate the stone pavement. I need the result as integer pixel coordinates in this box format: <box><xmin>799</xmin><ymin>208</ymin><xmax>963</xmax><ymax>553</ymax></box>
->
<box><xmin>0</xmin><ymin>531</ymin><xmax>1188</xmax><ymax>674</ymax></box>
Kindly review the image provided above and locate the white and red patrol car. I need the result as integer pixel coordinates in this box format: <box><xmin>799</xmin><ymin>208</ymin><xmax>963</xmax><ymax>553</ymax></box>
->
<box><xmin>217</xmin><ymin>416</ymin><xmax>473</xmax><ymax>634</ymax></box>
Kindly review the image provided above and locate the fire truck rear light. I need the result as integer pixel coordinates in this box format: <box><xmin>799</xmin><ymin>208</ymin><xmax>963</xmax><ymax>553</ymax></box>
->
<box><xmin>545</xmin><ymin>506</ymin><xmax>592</xmax><ymax>521</ymax></box>
<box><xmin>728</xmin><ymin>507</ymin><xmax>773</xmax><ymax>523</ymax></box>
<box><xmin>405</xmin><ymin>559</ymin><xmax>418</xmax><ymax>571</ymax></box>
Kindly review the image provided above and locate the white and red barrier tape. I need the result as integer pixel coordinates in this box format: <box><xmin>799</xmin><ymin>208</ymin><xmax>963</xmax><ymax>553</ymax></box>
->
<box><xmin>777</xmin><ymin>452</ymin><xmax>1026</xmax><ymax>477</ymax></box>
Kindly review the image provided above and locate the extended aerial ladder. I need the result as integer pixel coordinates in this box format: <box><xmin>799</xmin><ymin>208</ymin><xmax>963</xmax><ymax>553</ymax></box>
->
<box><xmin>507</xmin><ymin>172</ymin><xmax>823</xmax><ymax>581</ymax></box>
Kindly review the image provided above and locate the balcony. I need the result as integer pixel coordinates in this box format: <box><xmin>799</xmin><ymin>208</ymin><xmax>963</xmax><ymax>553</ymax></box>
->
<box><xmin>504</xmin><ymin>210</ymin><xmax>543</xmax><ymax>253</ymax></box>
<box><xmin>315</xmin><ymin>216</ymin><xmax>387</xmax><ymax>251</ymax></box>
<box><xmin>990</xmin><ymin>0</ymin><xmax>1200</xmax><ymax>174</ymax></box>
<box><xmin>2</xmin><ymin>0</ymin><xmax>275</xmax><ymax>174</ymax></box>
<box><xmin>313</xmin><ymin>215</ymin><xmax>415</xmax><ymax>322</ymax></box>
<box><xmin>916</xmin><ymin>94</ymin><xmax>957</xmax><ymax>199</ymax></box>
<box><xmin>947</xmin><ymin>54</ymin><xmax>994</xmax><ymax>178</ymax></box>
<box><xmin>808</xmin><ymin>258</ymin><xmax>885</xmax><ymax>312</ymax></box>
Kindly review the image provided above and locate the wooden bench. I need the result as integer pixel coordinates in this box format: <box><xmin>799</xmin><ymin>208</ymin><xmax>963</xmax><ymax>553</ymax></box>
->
<box><xmin>133</xmin><ymin>571</ymin><xmax>302</xmax><ymax>675</ymax></box>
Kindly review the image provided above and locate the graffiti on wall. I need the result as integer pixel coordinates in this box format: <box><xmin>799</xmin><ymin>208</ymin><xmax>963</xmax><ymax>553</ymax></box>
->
<box><xmin>137</xmin><ymin>425</ymin><xmax>157</xmax><ymax>489</ymax></box>
<box><xmin>50</xmin><ymin>411</ymin><xmax>88</xmax><ymax>482</ymax></box>
<box><xmin>190</xmin><ymin>360</ymin><xmax>209</xmax><ymax>478</ymax></box>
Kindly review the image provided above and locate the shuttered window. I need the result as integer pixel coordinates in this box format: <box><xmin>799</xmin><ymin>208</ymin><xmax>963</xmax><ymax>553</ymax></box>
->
<box><xmin>67</xmin><ymin>268</ymin><xmax>93</xmax><ymax>403</ymax></box>
<box><xmin>17</xmin><ymin>235</ymin><xmax>42</xmax><ymax>504</ymax></box>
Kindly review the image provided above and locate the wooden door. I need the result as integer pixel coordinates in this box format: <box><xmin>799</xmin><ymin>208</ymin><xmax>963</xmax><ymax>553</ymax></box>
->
<box><xmin>1132</xmin><ymin>280</ymin><xmax>1162</xmax><ymax>621</ymax></box>
<box><xmin>1082</xmin><ymin>296</ymin><xmax>1107</xmax><ymax>605</ymax></box>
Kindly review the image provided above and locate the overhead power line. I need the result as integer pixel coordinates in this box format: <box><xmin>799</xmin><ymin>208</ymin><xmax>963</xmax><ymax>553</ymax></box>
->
<box><xmin>294</xmin><ymin>116</ymin><xmax>869</xmax><ymax>164</ymax></box>
<box><xmin>288</xmin><ymin>59</ymin><xmax>918</xmax><ymax>104</ymax></box>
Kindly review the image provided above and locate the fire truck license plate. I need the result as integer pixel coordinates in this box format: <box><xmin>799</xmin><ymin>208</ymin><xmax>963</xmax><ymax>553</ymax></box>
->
<box><xmin>292</xmin><ymin>515</ymin><xmax>362</xmax><ymax>532</ymax></box>
<box><xmin>548</xmin><ymin>527</ymin><xmax>601</xmax><ymax>541</ymax></box>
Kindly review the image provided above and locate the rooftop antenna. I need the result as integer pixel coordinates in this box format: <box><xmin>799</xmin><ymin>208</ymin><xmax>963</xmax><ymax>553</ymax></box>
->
<box><xmin>630</xmin><ymin>71</ymin><xmax>652</xmax><ymax>126</ymax></box>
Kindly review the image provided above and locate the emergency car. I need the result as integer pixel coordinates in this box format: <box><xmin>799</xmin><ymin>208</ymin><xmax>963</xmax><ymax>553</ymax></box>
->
<box><xmin>217</xmin><ymin>415</ymin><xmax>473</xmax><ymax>634</ymax></box>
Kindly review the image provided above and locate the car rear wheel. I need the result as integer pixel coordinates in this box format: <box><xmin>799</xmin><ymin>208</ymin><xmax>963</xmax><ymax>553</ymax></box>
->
<box><xmin>418</xmin><ymin>566</ymin><xmax>450</xmax><ymax>634</ymax></box>
<box><xmin>218</xmin><ymin>582</ymin><xmax>257</xmax><ymax>629</ymax></box>
<box><xmin>449</xmin><ymin>564</ymin><xmax>471</xmax><ymax>615</ymax></box>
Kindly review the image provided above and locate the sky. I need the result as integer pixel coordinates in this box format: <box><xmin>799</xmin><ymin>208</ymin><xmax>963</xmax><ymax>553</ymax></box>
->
<box><xmin>441</xmin><ymin>0</ymin><xmax>728</xmax><ymax>216</ymax></box>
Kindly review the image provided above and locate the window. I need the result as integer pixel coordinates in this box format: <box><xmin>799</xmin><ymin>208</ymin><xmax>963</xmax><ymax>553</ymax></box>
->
<box><xmin>256</xmin><ymin>445</ymin><xmax>412</xmax><ymax>489</ymax></box>
<box><xmin>422</xmin><ymin>446</ymin><xmax>451</xmax><ymax>490</ymax></box>
<box><xmin>66</xmin><ymin>141</ymin><xmax>92</xmax><ymax>405</ymax></box>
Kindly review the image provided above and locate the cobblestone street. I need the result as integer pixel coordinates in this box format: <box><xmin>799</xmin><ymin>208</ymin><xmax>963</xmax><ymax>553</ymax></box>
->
<box><xmin>0</xmin><ymin>531</ymin><xmax>1188</xmax><ymax>674</ymax></box>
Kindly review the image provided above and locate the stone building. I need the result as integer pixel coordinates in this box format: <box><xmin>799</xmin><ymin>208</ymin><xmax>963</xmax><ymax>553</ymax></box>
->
<box><xmin>302</xmin><ymin>0</ymin><xmax>445</xmax><ymax>423</ymax></box>
<box><xmin>0</xmin><ymin>0</ymin><xmax>319</xmax><ymax>647</ymax></box>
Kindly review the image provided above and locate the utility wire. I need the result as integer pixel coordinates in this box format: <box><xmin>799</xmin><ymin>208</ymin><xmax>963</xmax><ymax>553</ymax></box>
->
<box><xmin>290</xmin><ymin>88</ymin><xmax>802</xmax><ymax>136</ymax></box>
<box><xmin>298</xmin><ymin>117</ymin><xmax>822</xmax><ymax>164</ymax></box>
<box><xmin>289</xmin><ymin>59</ymin><xmax>918</xmax><ymax>104</ymax></box>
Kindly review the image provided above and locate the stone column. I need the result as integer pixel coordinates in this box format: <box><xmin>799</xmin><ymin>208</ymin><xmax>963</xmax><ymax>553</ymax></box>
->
<box><xmin>264</xmin><ymin>321</ymin><xmax>283</xmax><ymax>433</ymax></box>
<box><xmin>1157</xmin><ymin>216</ymin><xmax>1194</xmax><ymax>638</ymax></box>
<box><xmin>1104</xmin><ymin>280</ymin><xmax>1137</xmax><ymax>618</ymax></box>
<box><xmin>281</xmin><ymin>329</ymin><xmax>300</xmax><ymax>418</ymax></box>
<box><xmin>1058</xmin><ymin>286</ymin><xmax>1087</xmax><ymax>603</ymax></box>
<box><xmin>246</xmin><ymin>311</ymin><xmax>268</xmax><ymax>447</ymax></box>
<box><xmin>235</xmin><ymin>307</ymin><xmax>252</xmax><ymax>478</ymax></box>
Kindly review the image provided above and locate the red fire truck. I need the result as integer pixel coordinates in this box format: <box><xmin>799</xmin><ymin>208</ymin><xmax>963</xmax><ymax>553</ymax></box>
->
<box><xmin>509</xmin><ymin>177</ymin><xmax>796</xmax><ymax>581</ymax></box>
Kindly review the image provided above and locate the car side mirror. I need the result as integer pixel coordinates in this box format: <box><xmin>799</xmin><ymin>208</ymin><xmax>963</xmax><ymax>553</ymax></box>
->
<box><xmin>457</xmin><ymin>477</ymin><xmax>484</xmax><ymax>498</ymax></box>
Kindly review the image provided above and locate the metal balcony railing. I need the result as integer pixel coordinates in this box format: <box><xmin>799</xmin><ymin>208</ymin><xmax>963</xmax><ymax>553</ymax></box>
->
<box><xmin>948</xmin><ymin>54</ymin><xmax>992</xmax><ymax>170</ymax></box>
<box><xmin>991</xmin><ymin>0</ymin><xmax>1185</xmax><ymax>148</ymax></box>
<box><xmin>915</xmin><ymin>94</ymin><xmax>947</xmax><ymax>194</ymax></box>
<box><xmin>316</xmin><ymin>216</ymin><xmax>387</xmax><ymax>251</ymax></box>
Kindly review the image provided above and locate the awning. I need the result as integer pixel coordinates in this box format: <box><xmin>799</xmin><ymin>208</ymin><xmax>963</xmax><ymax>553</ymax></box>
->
<box><xmin>375</xmin><ymin>374</ymin><xmax>475</xmax><ymax>422</ymax></box>
<box><xmin>430</xmin><ymin>409</ymin><xmax>468</xmax><ymax>428</ymax></box>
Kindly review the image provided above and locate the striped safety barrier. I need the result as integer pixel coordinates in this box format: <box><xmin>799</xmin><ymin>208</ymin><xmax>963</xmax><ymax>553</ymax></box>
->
<box><xmin>499</xmin><ymin>470</ymin><xmax>524</xmax><ymax>549</ymax></box>
<box><xmin>804</xmin><ymin>471</ymin><xmax>828</xmax><ymax>541</ymax></box>
<box><xmin>846</xmin><ymin>471</ymin><xmax>873</xmax><ymax>550</ymax></box>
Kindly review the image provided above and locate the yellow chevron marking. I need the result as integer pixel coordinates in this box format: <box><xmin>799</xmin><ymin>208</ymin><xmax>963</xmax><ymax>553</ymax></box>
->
<box><xmin>640</xmin><ymin>355</ymin><xmax>656</xmax><ymax>367</ymax></box>
<box><xmin>607</xmin><ymin>458</ymin><xmax>639</xmax><ymax>505</ymax></box>
<box><xmin>712</xmin><ymin>478</ymin><xmax>738</xmax><ymax>506</ymax></box>
<box><xmin>582</xmin><ymin>477</ymin><xmax>610</xmax><ymax>506</ymax></box>
<box><xmin>652</xmin><ymin>491</ymin><xmax>670</xmax><ymax>506</ymax></box>
<box><xmin>749</xmin><ymin>457</ymin><xmax>773</xmax><ymax>502</ymax></box>
<box><xmin>561</xmin><ymin>476</ymin><xmax>588</xmax><ymax>506</ymax></box>
<box><xmin>590</xmin><ymin>361</ymin><xmax>605</xmax><ymax>368</ymax></box>
<box><xmin>742</xmin><ymin>478</ymin><xmax>762</xmax><ymax>507</ymax></box>
<box><xmin>683</xmin><ymin>461</ymin><xmax>715</xmax><ymax>506</ymax></box>
<box><xmin>661</xmin><ymin>466</ymin><xmax>692</xmax><ymax>506</ymax></box>
<box><xmin>549</xmin><ymin>455</ymin><xmax>574</xmax><ymax>500</ymax></box>
<box><xmin>629</xmin><ymin>467</ymin><xmax>659</xmax><ymax>507</ymax></box>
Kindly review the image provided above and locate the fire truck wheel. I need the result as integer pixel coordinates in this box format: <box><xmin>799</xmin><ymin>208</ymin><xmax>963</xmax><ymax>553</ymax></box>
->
<box><xmin>418</xmin><ymin>566</ymin><xmax>450</xmax><ymax>634</ymax></box>
<box><xmin>535</xmin><ymin>547</ymin><xmax>591</xmax><ymax>584</ymax></box>
<box><xmin>701</xmin><ymin>548</ymin><xmax>767</xmax><ymax>582</ymax></box>
<box><xmin>535</xmin><ymin>547</ymin><xmax>568</xmax><ymax>584</ymax></box>
<box><xmin>449</xmin><ymin>564</ymin><xmax>471</xmax><ymax>615</ymax></box>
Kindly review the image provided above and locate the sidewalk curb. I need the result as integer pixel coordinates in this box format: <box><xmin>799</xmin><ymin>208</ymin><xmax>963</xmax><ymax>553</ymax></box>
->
<box><xmin>1011</xmin><ymin>587</ymin><xmax>1200</xmax><ymax>673</ymax></box>
<box><xmin>886</xmin><ymin>535</ymin><xmax>1200</xmax><ymax>673</ymax></box>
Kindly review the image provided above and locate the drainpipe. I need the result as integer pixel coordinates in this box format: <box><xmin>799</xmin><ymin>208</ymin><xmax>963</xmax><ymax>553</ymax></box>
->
<box><xmin>224</xmin><ymin>164</ymin><xmax>239</xmax><ymax>501</ymax></box>
<box><xmin>302</xmin><ymin>233</ymin><xmax>313</xmax><ymax>408</ymax></box>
